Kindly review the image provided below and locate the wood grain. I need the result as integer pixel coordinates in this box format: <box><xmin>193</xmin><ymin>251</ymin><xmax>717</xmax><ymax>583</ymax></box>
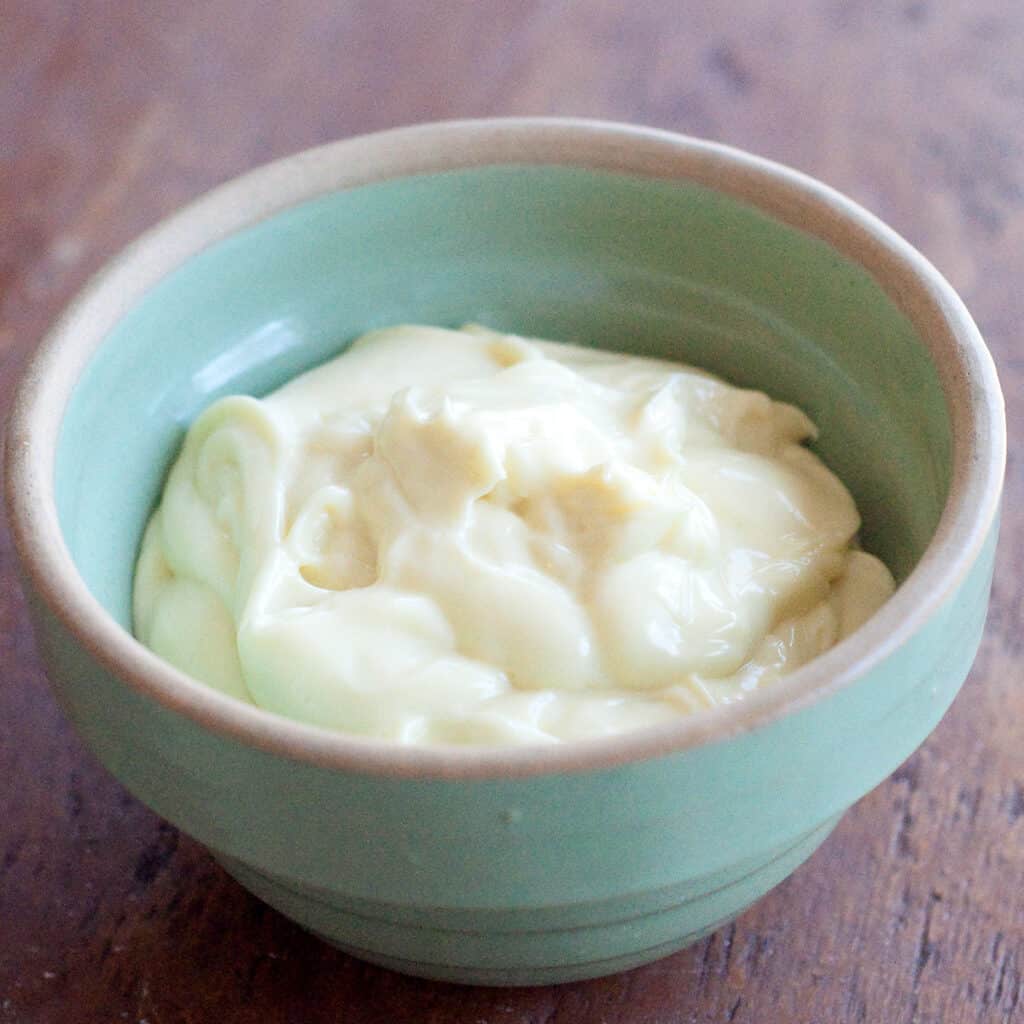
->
<box><xmin>2</xmin><ymin>1</ymin><xmax>1022</xmax><ymax>1021</ymax></box>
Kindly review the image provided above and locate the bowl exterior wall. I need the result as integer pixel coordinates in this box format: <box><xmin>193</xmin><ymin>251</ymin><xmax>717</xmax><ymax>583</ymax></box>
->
<box><xmin>22</xmin><ymin>522</ymin><xmax>997</xmax><ymax>983</ymax></box>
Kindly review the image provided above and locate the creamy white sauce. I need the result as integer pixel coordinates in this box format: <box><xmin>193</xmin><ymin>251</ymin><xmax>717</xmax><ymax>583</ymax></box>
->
<box><xmin>134</xmin><ymin>324</ymin><xmax>894</xmax><ymax>745</ymax></box>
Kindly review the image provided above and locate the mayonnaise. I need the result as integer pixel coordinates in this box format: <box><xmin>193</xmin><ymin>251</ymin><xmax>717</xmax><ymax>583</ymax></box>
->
<box><xmin>134</xmin><ymin>324</ymin><xmax>894</xmax><ymax>745</ymax></box>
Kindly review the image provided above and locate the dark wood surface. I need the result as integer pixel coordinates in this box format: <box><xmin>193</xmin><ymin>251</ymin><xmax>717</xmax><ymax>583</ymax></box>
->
<box><xmin>2</xmin><ymin>2</ymin><xmax>1022</xmax><ymax>1021</ymax></box>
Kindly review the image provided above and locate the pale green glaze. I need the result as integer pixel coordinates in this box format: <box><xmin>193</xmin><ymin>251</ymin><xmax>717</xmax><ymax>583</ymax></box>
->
<box><xmin>33</xmin><ymin>165</ymin><xmax>992</xmax><ymax>983</ymax></box>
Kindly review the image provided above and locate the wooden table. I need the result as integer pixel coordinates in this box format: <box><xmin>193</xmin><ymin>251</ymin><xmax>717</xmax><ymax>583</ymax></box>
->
<box><xmin>2</xmin><ymin>2</ymin><xmax>1022</xmax><ymax>1021</ymax></box>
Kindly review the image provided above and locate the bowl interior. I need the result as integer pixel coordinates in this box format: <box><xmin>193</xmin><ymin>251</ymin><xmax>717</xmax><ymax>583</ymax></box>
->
<box><xmin>56</xmin><ymin>165</ymin><xmax>951</xmax><ymax>630</ymax></box>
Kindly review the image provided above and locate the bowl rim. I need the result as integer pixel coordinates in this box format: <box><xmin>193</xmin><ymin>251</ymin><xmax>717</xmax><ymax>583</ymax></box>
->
<box><xmin>4</xmin><ymin>117</ymin><xmax>1006</xmax><ymax>780</ymax></box>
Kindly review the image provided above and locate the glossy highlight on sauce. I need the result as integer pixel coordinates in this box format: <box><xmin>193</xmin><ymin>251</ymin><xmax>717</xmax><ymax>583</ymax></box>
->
<box><xmin>134</xmin><ymin>324</ymin><xmax>895</xmax><ymax>745</ymax></box>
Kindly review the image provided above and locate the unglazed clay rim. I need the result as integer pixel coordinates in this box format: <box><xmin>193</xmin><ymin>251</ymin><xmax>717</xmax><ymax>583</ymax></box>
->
<box><xmin>5</xmin><ymin>118</ymin><xmax>1006</xmax><ymax>779</ymax></box>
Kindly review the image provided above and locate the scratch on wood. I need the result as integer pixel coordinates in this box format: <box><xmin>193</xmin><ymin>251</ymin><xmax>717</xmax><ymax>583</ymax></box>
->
<box><xmin>980</xmin><ymin>930</ymin><xmax>1022</xmax><ymax>1013</ymax></box>
<box><xmin>912</xmin><ymin>891</ymin><xmax>942</xmax><ymax>991</ymax></box>
<box><xmin>722</xmin><ymin>922</ymin><xmax>736</xmax><ymax>976</ymax></box>
<box><xmin>894</xmin><ymin>809</ymin><xmax>914</xmax><ymax>859</ymax></box>
<box><xmin>240</xmin><ymin>953</ymin><xmax>264</xmax><ymax>1003</ymax></box>
<box><xmin>133</xmin><ymin>822</ymin><xmax>179</xmax><ymax>887</ymax></box>
<box><xmin>705</xmin><ymin>43</ymin><xmax>753</xmax><ymax>94</ymax></box>
<box><xmin>697</xmin><ymin>935</ymin><xmax>714</xmax><ymax>991</ymax></box>
<box><xmin>66</xmin><ymin>769</ymin><xmax>83</xmax><ymax>820</ymax></box>
<box><xmin>892</xmin><ymin>759</ymin><xmax>920</xmax><ymax>792</ymax></box>
<box><xmin>164</xmin><ymin>886</ymin><xmax>185</xmax><ymax>917</ymax></box>
<box><xmin>993</xmin><ymin>941</ymin><xmax>1009</xmax><ymax>1006</ymax></box>
<box><xmin>532</xmin><ymin>1000</ymin><xmax>558</xmax><ymax>1024</ymax></box>
<box><xmin>844</xmin><ymin>966</ymin><xmax>868</xmax><ymax>1023</ymax></box>
<box><xmin>892</xmin><ymin>883</ymin><xmax>913</xmax><ymax>934</ymax></box>
<box><xmin>77</xmin><ymin>898</ymin><xmax>99</xmax><ymax>932</ymax></box>
<box><xmin>1</xmin><ymin>837</ymin><xmax>25</xmax><ymax>877</ymax></box>
<box><xmin>903</xmin><ymin>0</ymin><xmax>929</xmax><ymax>23</ymax></box>
<box><xmin>742</xmin><ymin>932</ymin><xmax>772</xmax><ymax>974</ymax></box>
<box><xmin>1007</xmin><ymin>782</ymin><xmax>1024</xmax><ymax>822</ymax></box>
<box><xmin>1010</xmin><ymin>974</ymin><xmax>1023</xmax><ymax>1016</ymax></box>
<box><xmin>955</xmin><ymin>785</ymin><xmax>982</xmax><ymax>825</ymax></box>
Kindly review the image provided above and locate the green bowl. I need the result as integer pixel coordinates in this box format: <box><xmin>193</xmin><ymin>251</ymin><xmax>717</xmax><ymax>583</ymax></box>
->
<box><xmin>5</xmin><ymin>119</ymin><xmax>1005</xmax><ymax>985</ymax></box>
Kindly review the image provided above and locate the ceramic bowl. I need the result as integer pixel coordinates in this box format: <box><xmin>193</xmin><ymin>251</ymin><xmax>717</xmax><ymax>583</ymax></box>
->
<box><xmin>5</xmin><ymin>119</ymin><xmax>1005</xmax><ymax>985</ymax></box>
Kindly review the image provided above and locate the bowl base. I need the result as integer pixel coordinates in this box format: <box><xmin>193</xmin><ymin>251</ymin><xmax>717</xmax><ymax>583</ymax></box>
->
<box><xmin>215</xmin><ymin>812</ymin><xmax>841</xmax><ymax>986</ymax></box>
